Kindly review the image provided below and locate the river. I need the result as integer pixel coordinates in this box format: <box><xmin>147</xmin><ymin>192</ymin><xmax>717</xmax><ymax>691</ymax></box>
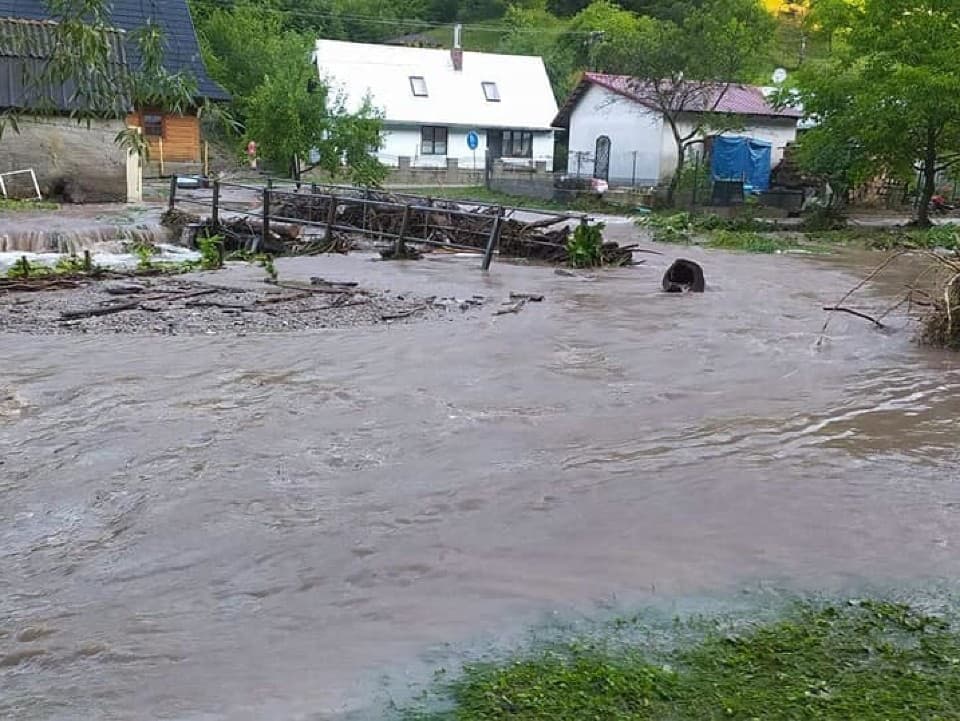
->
<box><xmin>2</xmin><ymin>242</ymin><xmax>959</xmax><ymax>720</ymax></box>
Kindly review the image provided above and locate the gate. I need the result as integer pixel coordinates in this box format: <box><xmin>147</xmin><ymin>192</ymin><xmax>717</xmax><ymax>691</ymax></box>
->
<box><xmin>594</xmin><ymin>136</ymin><xmax>611</xmax><ymax>181</ymax></box>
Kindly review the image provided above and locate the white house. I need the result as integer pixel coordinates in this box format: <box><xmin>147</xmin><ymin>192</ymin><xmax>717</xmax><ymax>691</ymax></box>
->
<box><xmin>314</xmin><ymin>35</ymin><xmax>558</xmax><ymax>170</ymax></box>
<box><xmin>554</xmin><ymin>72</ymin><xmax>802</xmax><ymax>187</ymax></box>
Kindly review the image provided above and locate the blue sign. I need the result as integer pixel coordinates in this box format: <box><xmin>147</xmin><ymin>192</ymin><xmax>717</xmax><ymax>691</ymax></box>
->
<box><xmin>466</xmin><ymin>131</ymin><xmax>480</xmax><ymax>151</ymax></box>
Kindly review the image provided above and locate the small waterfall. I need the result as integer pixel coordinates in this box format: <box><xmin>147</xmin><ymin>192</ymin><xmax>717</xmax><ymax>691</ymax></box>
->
<box><xmin>0</xmin><ymin>225</ymin><xmax>173</xmax><ymax>254</ymax></box>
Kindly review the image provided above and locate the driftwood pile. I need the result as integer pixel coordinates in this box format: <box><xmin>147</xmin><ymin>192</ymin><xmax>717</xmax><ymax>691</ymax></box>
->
<box><xmin>270</xmin><ymin>191</ymin><xmax>637</xmax><ymax>264</ymax></box>
<box><xmin>165</xmin><ymin>190</ymin><xmax>638</xmax><ymax>265</ymax></box>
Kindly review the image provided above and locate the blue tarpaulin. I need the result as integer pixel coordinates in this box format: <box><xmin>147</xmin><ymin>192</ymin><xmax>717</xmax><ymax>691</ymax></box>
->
<box><xmin>710</xmin><ymin>136</ymin><xmax>772</xmax><ymax>191</ymax></box>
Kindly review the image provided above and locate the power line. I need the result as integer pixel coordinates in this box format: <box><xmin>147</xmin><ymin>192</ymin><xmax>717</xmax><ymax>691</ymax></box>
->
<box><xmin>191</xmin><ymin>1</ymin><xmax>598</xmax><ymax>36</ymax></box>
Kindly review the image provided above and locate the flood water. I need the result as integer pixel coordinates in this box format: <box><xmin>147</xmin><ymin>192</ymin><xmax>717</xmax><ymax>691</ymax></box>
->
<box><xmin>2</xmin><ymin>240</ymin><xmax>959</xmax><ymax>720</ymax></box>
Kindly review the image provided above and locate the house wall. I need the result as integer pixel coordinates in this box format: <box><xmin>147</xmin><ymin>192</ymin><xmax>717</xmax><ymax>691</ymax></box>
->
<box><xmin>566</xmin><ymin>84</ymin><xmax>664</xmax><ymax>186</ymax></box>
<box><xmin>661</xmin><ymin>115</ymin><xmax>798</xmax><ymax>183</ymax></box>
<box><xmin>565</xmin><ymin>84</ymin><xmax>799</xmax><ymax>186</ymax></box>
<box><xmin>379</xmin><ymin>124</ymin><xmax>554</xmax><ymax>170</ymax></box>
<box><xmin>0</xmin><ymin>115</ymin><xmax>129</xmax><ymax>202</ymax></box>
<box><xmin>126</xmin><ymin>110</ymin><xmax>201</xmax><ymax>163</ymax></box>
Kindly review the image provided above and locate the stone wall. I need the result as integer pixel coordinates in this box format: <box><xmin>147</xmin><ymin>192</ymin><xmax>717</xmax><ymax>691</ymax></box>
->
<box><xmin>0</xmin><ymin>115</ymin><xmax>129</xmax><ymax>202</ymax></box>
<box><xmin>385</xmin><ymin>157</ymin><xmax>557</xmax><ymax>201</ymax></box>
<box><xmin>387</xmin><ymin>157</ymin><xmax>484</xmax><ymax>186</ymax></box>
<box><xmin>487</xmin><ymin>160</ymin><xmax>556</xmax><ymax>201</ymax></box>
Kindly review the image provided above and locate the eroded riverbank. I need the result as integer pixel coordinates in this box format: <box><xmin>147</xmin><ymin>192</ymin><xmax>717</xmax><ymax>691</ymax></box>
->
<box><xmin>2</xmin><ymin>247</ymin><xmax>959</xmax><ymax>720</ymax></box>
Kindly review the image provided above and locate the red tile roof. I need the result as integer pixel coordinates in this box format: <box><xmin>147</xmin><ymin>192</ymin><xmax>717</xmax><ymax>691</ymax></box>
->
<box><xmin>554</xmin><ymin>72</ymin><xmax>802</xmax><ymax>126</ymax></box>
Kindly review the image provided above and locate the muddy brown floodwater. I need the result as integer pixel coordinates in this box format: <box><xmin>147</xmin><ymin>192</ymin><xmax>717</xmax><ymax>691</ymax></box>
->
<box><xmin>2</xmin><ymin>240</ymin><xmax>960</xmax><ymax>721</ymax></box>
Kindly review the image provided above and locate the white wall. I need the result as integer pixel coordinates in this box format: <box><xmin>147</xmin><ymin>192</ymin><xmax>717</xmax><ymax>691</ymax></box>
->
<box><xmin>661</xmin><ymin>115</ymin><xmax>798</xmax><ymax>182</ymax></box>
<box><xmin>378</xmin><ymin>124</ymin><xmax>553</xmax><ymax>169</ymax></box>
<box><xmin>566</xmin><ymin>84</ymin><xmax>664</xmax><ymax>185</ymax></box>
<box><xmin>565</xmin><ymin>84</ymin><xmax>799</xmax><ymax>186</ymax></box>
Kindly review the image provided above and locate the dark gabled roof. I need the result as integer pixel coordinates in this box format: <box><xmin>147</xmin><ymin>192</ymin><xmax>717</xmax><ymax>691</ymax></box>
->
<box><xmin>0</xmin><ymin>0</ymin><xmax>228</xmax><ymax>101</ymax></box>
<box><xmin>0</xmin><ymin>17</ymin><xmax>129</xmax><ymax>113</ymax></box>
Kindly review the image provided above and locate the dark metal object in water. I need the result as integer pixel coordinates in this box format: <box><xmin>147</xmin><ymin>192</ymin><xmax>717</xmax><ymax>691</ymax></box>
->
<box><xmin>662</xmin><ymin>259</ymin><xmax>705</xmax><ymax>293</ymax></box>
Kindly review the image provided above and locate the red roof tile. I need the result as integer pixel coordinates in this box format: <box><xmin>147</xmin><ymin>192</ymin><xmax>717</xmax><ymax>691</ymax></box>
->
<box><xmin>554</xmin><ymin>72</ymin><xmax>801</xmax><ymax>126</ymax></box>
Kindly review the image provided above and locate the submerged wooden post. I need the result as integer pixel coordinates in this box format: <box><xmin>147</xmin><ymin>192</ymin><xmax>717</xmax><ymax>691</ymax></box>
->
<box><xmin>167</xmin><ymin>174</ymin><xmax>177</xmax><ymax>211</ymax></box>
<box><xmin>396</xmin><ymin>204</ymin><xmax>411</xmax><ymax>257</ymax></box>
<box><xmin>83</xmin><ymin>250</ymin><xmax>92</xmax><ymax>272</ymax></box>
<box><xmin>325</xmin><ymin>195</ymin><xmax>337</xmax><ymax>242</ymax></box>
<box><xmin>211</xmin><ymin>179</ymin><xmax>220</xmax><ymax>226</ymax></box>
<box><xmin>257</xmin><ymin>187</ymin><xmax>270</xmax><ymax>253</ymax></box>
<box><xmin>481</xmin><ymin>206</ymin><xmax>503</xmax><ymax>271</ymax></box>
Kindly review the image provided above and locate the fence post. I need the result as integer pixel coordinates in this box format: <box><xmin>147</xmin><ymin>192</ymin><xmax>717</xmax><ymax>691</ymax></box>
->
<box><xmin>325</xmin><ymin>195</ymin><xmax>337</xmax><ymax>242</ymax></box>
<box><xmin>692</xmin><ymin>151</ymin><xmax>701</xmax><ymax>207</ymax></box>
<box><xmin>632</xmin><ymin>151</ymin><xmax>638</xmax><ymax>188</ymax></box>
<box><xmin>481</xmin><ymin>206</ymin><xmax>503</xmax><ymax>271</ymax></box>
<box><xmin>167</xmin><ymin>175</ymin><xmax>177</xmax><ymax>211</ymax></box>
<box><xmin>267</xmin><ymin>177</ymin><xmax>274</xmax><ymax>190</ymax></box>
<box><xmin>259</xmin><ymin>187</ymin><xmax>271</xmax><ymax>252</ymax></box>
<box><xmin>211</xmin><ymin>179</ymin><xmax>220</xmax><ymax>226</ymax></box>
<box><xmin>396</xmin><ymin>204</ymin><xmax>411</xmax><ymax>257</ymax></box>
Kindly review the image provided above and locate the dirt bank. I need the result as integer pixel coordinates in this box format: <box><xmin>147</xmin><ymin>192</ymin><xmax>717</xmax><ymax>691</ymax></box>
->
<box><xmin>0</xmin><ymin>264</ymin><xmax>489</xmax><ymax>335</ymax></box>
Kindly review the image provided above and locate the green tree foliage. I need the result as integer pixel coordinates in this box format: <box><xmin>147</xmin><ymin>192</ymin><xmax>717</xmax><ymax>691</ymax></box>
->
<box><xmin>497</xmin><ymin>1</ymin><xmax>578</xmax><ymax>97</ymax></box>
<box><xmin>596</xmin><ymin>0</ymin><xmax>774</xmax><ymax>203</ymax></box>
<box><xmin>196</xmin><ymin>1</ymin><xmax>386</xmax><ymax>185</ymax></box>
<box><xmin>793</xmin><ymin>0</ymin><xmax>960</xmax><ymax>226</ymax></box>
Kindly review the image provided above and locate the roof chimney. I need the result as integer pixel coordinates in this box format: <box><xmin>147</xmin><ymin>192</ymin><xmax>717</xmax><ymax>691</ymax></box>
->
<box><xmin>451</xmin><ymin>23</ymin><xmax>463</xmax><ymax>71</ymax></box>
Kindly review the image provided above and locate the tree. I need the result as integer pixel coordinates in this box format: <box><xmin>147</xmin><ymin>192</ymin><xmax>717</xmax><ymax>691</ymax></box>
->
<box><xmin>198</xmin><ymin>5</ymin><xmax>386</xmax><ymax>186</ymax></box>
<box><xmin>597</xmin><ymin>0</ymin><xmax>774</xmax><ymax>204</ymax></box>
<box><xmin>792</xmin><ymin>0</ymin><xmax>960</xmax><ymax>226</ymax></box>
<box><xmin>497</xmin><ymin>1</ymin><xmax>576</xmax><ymax>99</ymax></box>
<box><xmin>244</xmin><ymin>61</ymin><xmax>387</xmax><ymax>187</ymax></box>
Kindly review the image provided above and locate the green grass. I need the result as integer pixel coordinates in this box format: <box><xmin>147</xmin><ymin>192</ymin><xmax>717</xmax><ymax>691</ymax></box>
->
<box><xmin>705</xmin><ymin>229</ymin><xmax>802</xmax><ymax>253</ymax></box>
<box><xmin>810</xmin><ymin>224</ymin><xmax>960</xmax><ymax>251</ymax></box>
<box><xmin>0</xmin><ymin>198</ymin><xmax>59</xmax><ymax>212</ymax></box>
<box><xmin>405</xmin><ymin>601</ymin><xmax>960</xmax><ymax>721</ymax></box>
<box><xmin>638</xmin><ymin>213</ymin><xmax>806</xmax><ymax>252</ymax></box>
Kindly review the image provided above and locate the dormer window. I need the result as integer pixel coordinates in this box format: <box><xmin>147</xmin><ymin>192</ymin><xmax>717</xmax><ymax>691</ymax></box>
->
<box><xmin>410</xmin><ymin>76</ymin><xmax>428</xmax><ymax>97</ymax></box>
<box><xmin>482</xmin><ymin>81</ymin><xmax>500</xmax><ymax>102</ymax></box>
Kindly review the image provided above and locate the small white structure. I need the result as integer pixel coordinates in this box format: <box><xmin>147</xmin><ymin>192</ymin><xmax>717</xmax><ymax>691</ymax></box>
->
<box><xmin>314</xmin><ymin>34</ymin><xmax>558</xmax><ymax>170</ymax></box>
<box><xmin>555</xmin><ymin>73</ymin><xmax>802</xmax><ymax>187</ymax></box>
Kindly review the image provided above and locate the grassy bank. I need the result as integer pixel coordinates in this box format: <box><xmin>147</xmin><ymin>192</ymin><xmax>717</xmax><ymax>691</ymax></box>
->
<box><xmin>404</xmin><ymin>600</ymin><xmax>960</xmax><ymax>721</ymax></box>
<box><xmin>639</xmin><ymin>212</ymin><xmax>960</xmax><ymax>254</ymax></box>
<box><xmin>0</xmin><ymin>198</ymin><xmax>59</xmax><ymax>212</ymax></box>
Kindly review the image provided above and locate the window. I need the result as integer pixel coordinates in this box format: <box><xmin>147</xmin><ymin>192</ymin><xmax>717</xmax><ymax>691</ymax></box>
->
<box><xmin>482</xmin><ymin>81</ymin><xmax>500</xmax><ymax>102</ymax></box>
<box><xmin>141</xmin><ymin>111</ymin><xmax>164</xmax><ymax>137</ymax></box>
<box><xmin>409</xmin><ymin>76</ymin><xmax>428</xmax><ymax>97</ymax></box>
<box><xmin>420</xmin><ymin>126</ymin><xmax>448</xmax><ymax>155</ymax></box>
<box><xmin>501</xmin><ymin>130</ymin><xmax>532</xmax><ymax>158</ymax></box>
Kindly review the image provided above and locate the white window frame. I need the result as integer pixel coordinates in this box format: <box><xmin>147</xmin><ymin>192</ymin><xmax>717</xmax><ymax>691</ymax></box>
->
<box><xmin>409</xmin><ymin>76</ymin><xmax>428</xmax><ymax>97</ymax></box>
<box><xmin>482</xmin><ymin>81</ymin><xmax>501</xmax><ymax>102</ymax></box>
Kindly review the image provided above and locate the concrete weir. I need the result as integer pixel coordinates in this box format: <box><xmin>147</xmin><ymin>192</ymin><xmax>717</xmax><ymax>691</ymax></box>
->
<box><xmin>0</xmin><ymin>224</ymin><xmax>168</xmax><ymax>254</ymax></box>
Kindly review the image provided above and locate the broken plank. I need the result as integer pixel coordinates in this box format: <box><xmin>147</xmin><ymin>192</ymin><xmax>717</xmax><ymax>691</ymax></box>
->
<box><xmin>268</xmin><ymin>280</ymin><xmax>364</xmax><ymax>295</ymax></box>
<box><xmin>60</xmin><ymin>301</ymin><xmax>140</xmax><ymax>320</ymax></box>
<box><xmin>381</xmin><ymin>306</ymin><xmax>425</xmax><ymax>321</ymax></box>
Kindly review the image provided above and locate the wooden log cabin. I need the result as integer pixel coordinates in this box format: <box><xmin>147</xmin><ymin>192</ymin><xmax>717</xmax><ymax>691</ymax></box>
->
<box><xmin>0</xmin><ymin>0</ymin><xmax>229</xmax><ymax>176</ymax></box>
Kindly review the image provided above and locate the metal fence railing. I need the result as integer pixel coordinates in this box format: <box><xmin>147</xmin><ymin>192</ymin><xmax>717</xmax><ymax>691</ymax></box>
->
<box><xmin>168</xmin><ymin>176</ymin><xmax>589</xmax><ymax>273</ymax></box>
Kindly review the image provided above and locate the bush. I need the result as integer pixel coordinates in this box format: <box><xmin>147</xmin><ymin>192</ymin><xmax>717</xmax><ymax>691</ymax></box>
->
<box><xmin>566</xmin><ymin>222</ymin><xmax>605</xmax><ymax>268</ymax></box>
